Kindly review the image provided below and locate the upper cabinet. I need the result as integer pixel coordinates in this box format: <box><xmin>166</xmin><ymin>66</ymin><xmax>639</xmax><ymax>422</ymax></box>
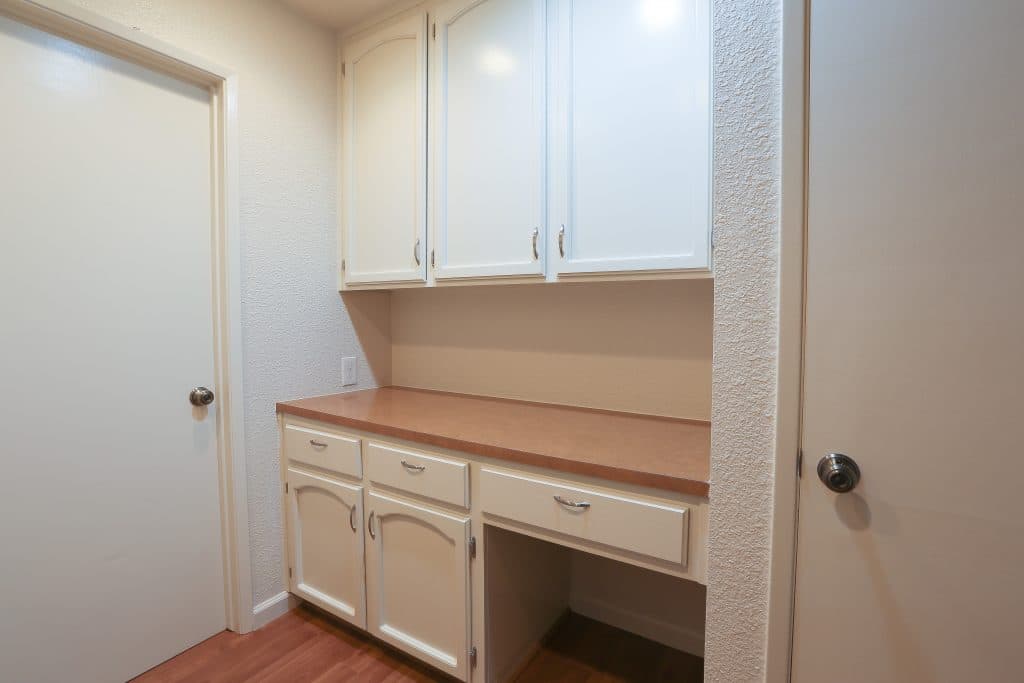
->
<box><xmin>341</xmin><ymin>14</ymin><xmax>428</xmax><ymax>286</ymax></box>
<box><xmin>339</xmin><ymin>0</ymin><xmax>710</xmax><ymax>289</ymax></box>
<box><xmin>549</xmin><ymin>0</ymin><xmax>711</xmax><ymax>276</ymax></box>
<box><xmin>430</xmin><ymin>0</ymin><xmax>547</xmax><ymax>281</ymax></box>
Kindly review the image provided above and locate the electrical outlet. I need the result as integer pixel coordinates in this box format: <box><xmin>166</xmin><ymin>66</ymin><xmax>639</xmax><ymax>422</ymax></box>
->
<box><xmin>342</xmin><ymin>357</ymin><xmax>357</xmax><ymax>386</ymax></box>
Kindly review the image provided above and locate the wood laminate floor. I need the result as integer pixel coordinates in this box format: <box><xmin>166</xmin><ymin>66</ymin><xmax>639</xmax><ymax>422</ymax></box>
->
<box><xmin>132</xmin><ymin>607</ymin><xmax>702</xmax><ymax>683</ymax></box>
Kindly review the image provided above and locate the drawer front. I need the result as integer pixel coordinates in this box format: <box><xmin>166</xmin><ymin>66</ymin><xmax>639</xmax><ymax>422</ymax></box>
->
<box><xmin>480</xmin><ymin>467</ymin><xmax>688</xmax><ymax>565</ymax></box>
<box><xmin>283</xmin><ymin>423</ymin><xmax>362</xmax><ymax>479</ymax></box>
<box><xmin>365</xmin><ymin>441</ymin><xmax>469</xmax><ymax>508</ymax></box>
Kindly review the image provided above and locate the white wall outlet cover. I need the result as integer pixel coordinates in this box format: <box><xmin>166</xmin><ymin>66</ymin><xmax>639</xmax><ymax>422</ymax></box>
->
<box><xmin>342</xmin><ymin>356</ymin><xmax>357</xmax><ymax>386</ymax></box>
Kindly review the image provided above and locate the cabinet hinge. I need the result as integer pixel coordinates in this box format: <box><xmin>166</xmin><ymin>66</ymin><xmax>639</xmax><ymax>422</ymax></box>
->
<box><xmin>469</xmin><ymin>646</ymin><xmax>477</xmax><ymax>668</ymax></box>
<box><xmin>468</xmin><ymin>536</ymin><xmax>476</xmax><ymax>559</ymax></box>
<box><xmin>432</xmin><ymin>22</ymin><xmax>436</xmax><ymax>39</ymax></box>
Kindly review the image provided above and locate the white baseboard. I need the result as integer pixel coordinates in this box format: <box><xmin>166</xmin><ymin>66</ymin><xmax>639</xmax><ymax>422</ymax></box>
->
<box><xmin>570</xmin><ymin>595</ymin><xmax>705</xmax><ymax>657</ymax></box>
<box><xmin>252</xmin><ymin>591</ymin><xmax>298</xmax><ymax>629</ymax></box>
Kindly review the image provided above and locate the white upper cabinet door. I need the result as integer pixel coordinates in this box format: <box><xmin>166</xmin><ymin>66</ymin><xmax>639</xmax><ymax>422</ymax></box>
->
<box><xmin>430</xmin><ymin>0</ymin><xmax>547</xmax><ymax>280</ymax></box>
<box><xmin>365</xmin><ymin>491</ymin><xmax>471</xmax><ymax>681</ymax></box>
<box><xmin>549</xmin><ymin>0</ymin><xmax>711</xmax><ymax>275</ymax></box>
<box><xmin>341</xmin><ymin>14</ymin><xmax>428</xmax><ymax>286</ymax></box>
<box><xmin>286</xmin><ymin>468</ymin><xmax>367</xmax><ymax>629</ymax></box>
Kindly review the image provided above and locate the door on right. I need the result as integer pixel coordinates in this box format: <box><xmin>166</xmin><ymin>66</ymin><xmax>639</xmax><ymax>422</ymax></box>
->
<box><xmin>794</xmin><ymin>1</ymin><xmax>1024</xmax><ymax>681</ymax></box>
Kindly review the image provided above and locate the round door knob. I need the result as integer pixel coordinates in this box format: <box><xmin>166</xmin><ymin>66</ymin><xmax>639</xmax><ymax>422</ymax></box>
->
<box><xmin>189</xmin><ymin>386</ymin><xmax>215</xmax><ymax>407</ymax></box>
<box><xmin>817</xmin><ymin>453</ymin><xmax>860</xmax><ymax>493</ymax></box>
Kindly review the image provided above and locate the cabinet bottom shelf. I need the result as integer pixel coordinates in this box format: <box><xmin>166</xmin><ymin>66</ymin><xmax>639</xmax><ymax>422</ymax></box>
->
<box><xmin>509</xmin><ymin>612</ymin><xmax>703</xmax><ymax>683</ymax></box>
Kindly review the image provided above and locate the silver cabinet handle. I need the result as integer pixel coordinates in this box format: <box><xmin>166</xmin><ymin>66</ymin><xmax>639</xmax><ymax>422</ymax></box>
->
<box><xmin>558</xmin><ymin>225</ymin><xmax>565</xmax><ymax>258</ymax></box>
<box><xmin>554</xmin><ymin>495</ymin><xmax>590</xmax><ymax>509</ymax></box>
<box><xmin>349</xmin><ymin>505</ymin><xmax>357</xmax><ymax>533</ymax></box>
<box><xmin>401</xmin><ymin>460</ymin><xmax>426</xmax><ymax>472</ymax></box>
<box><xmin>309</xmin><ymin>440</ymin><xmax>327</xmax><ymax>448</ymax></box>
<box><xmin>414</xmin><ymin>238</ymin><xmax>421</xmax><ymax>265</ymax></box>
<box><xmin>531</xmin><ymin>228</ymin><xmax>539</xmax><ymax>260</ymax></box>
<box><xmin>367</xmin><ymin>510</ymin><xmax>376</xmax><ymax>539</ymax></box>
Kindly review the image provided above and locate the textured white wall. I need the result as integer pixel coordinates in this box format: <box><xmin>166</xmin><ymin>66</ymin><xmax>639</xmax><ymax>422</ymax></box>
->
<box><xmin>67</xmin><ymin>0</ymin><xmax>386</xmax><ymax>607</ymax></box>
<box><xmin>706</xmin><ymin>0</ymin><xmax>782</xmax><ymax>681</ymax></box>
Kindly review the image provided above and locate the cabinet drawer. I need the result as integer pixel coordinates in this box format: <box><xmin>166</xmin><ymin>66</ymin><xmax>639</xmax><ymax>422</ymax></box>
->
<box><xmin>283</xmin><ymin>423</ymin><xmax>362</xmax><ymax>479</ymax></box>
<box><xmin>365</xmin><ymin>441</ymin><xmax>469</xmax><ymax>508</ymax></box>
<box><xmin>480</xmin><ymin>467</ymin><xmax>688</xmax><ymax>566</ymax></box>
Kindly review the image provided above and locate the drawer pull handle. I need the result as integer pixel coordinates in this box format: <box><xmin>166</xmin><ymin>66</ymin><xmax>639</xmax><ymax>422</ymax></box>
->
<box><xmin>309</xmin><ymin>440</ymin><xmax>328</xmax><ymax>448</ymax></box>
<box><xmin>554</xmin><ymin>495</ymin><xmax>591</xmax><ymax>509</ymax></box>
<box><xmin>349</xmin><ymin>505</ymin><xmax>357</xmax><ymax>533</ymax></box>
<box><xmin>368</xmin><ymin>511</ymin><xmax>376</xmax><ymax>539</ymax></box>
<box><xmin>401</xmin><ymin>460</ymin><xmax>426</xmax><ymax>472</ymax></box>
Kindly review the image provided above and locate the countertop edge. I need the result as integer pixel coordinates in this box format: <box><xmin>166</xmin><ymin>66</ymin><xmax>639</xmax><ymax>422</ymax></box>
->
<box><xmin>276</xmin><ymin>401</ymin><xmax>711</xmax><ymax>498</ymax></box>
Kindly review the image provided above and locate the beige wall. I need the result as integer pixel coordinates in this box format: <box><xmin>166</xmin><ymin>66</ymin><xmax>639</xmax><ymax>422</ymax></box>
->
<box><xmin>391</xmin><ymin>279</ymin><xmax>713</xmax><ymax>420</ymax></box>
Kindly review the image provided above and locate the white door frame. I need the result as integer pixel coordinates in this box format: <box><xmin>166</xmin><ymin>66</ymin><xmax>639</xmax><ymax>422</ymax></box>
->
<box><xmin>765</xmin><ymin>0</ymin><xmax>807</xmax><ymax>680</ymax></box>
<box><xmin>0</xmin><ymin>0</ymin><xmax>254</xmax><ymax>633</ymax></box>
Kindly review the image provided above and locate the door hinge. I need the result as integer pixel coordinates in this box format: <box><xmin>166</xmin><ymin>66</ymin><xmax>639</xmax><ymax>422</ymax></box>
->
<box><xmin>468</xmin><ymin>536</ymin><xmax>476</xmax><ymax>559</ymax></box>
<box><xmin>432</xmin><ymin>22</ymin><xmax>436</xmax><ymax>39</ymax></box>
<box><xmin>341</xmin><ymin>62</ymin><xmax>346</xmax><ymax>77</ymax></box>
<box><xmin>288</xmin><ymin>567</ymin><xmax>293</xmax><ymax>578</ymax></box>
<box><xmin>341</xmin><ymin>258</ymin><xmax>346</xmax><ymax>272</ymax></box>
<box><xmin>469</xmin><ymin>646</ymin><xmax>477</xmax><ymax>668</ymax></box>
<box><xmin>430</xmin><ymin>249</ymin><xmax>435</xmax><ymax>268</ymax></box>
<box><xmin>285</xmin><ymin>482</ymin><xmax>289</xmax><ymax>494</ymax></box>
<box><xmin>796</xmin><ymin>449</ymin><xmax>803</xmax><ymax>478</ymax></box>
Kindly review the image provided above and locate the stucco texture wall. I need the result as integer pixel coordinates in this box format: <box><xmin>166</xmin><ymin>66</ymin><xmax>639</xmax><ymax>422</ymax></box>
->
<box><xmin>706</xmin><ymin>0</ymin><xmax>782</xmax><ymax>681</ymax></box>
<box><xmin>67</xmin><ymin>0</ymin><xmax>384</xmax><ymax>608</ymax></box>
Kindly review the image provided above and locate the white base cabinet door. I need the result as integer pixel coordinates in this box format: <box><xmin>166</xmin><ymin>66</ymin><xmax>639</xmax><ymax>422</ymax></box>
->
<box><xmin>286</xmin><ymin>468</ymin><xmax>367</xmax><ymax>629</ymax></box>
<box><xmin>365</xmin><ymin>491</ymin><xmax>472</xmax><ymax>681</ymax></box>
<box><xmin>430</xmin><ymin>0</ymin><xmax>547</xmax><ymax>281</ymax></box>
<box><xmin>548</xmin><ymin>0</ymin><xmax>711</xmax><ymax>275</ymax></box>
<box><xmin>341</xmin><ymin>13</ymin><xmax>428</xmax><ymax>287</ymax></box>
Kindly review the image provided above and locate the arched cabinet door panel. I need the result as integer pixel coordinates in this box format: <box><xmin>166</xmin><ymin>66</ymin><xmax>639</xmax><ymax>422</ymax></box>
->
<box><xmin>341</xmin><ymin>13</ymin><xmax>428</xmax><ymax>286</ymax></box>
<box><xmin>285</xmin><ymin>467</ymin><xmax>366</xmax><ymax>629</ymax></box>
<box><xmin>430</xmin><ymin>0</ymin><xmax>547</xmax><ymax>281</ymax></box>
<box><xmin>365</xmin><ymin>490</ymin><xmax>471</xmax><ymax>681</ymax></box>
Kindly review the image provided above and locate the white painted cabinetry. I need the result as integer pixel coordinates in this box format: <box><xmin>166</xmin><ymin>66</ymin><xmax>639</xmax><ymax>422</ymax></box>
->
<box><xmin>548</xmin><ymin>0</ymin><xmax>711</xmax><ymax>275</ymax></box>
<box><xmin>429</xmin><ymin>0</ymin><xmax>547</xmax><ymax>281</ymax></box>
<box><xmin>341</xmin><ymin>14</ymin><xmax>428</xmax><ymax>286</ymax></box>
<box><xmin>285</xmin><ymin>467</ymin><xmax>367</xmax><ymax>629</ymax></box>
<box><xmin>365</xmin><ymin>490</ymin><xmax>472</xmax><ymax>681</ymax></box>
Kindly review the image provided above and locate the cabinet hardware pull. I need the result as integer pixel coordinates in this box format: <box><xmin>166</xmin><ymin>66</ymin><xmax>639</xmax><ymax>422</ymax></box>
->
<box><xmin>414</xmin><ymin>238</ymin><xmax>421</xmax><ymax>265</ymax></box>
<box><xmin>368</xmin><ymin>511</ymin><xmax>376</xmax><ymax>539</ymax></box>
<box><xmin>349</xmin><ymin>505</ymin><xmax>357</xmax><ymax>533</ymax></box>
<box><xmin>558</xmin><ymin>225</ymin><xmax>565</xmax><ymax>258</ymax></box>
<box><xmin>554</xmin><ymin>495</ymin><xmax>590</xmax><ymax>509</ymax></box>
<box><xmin>401</xmin><ymin>460</ymin><xmax>426</xmax><ymax>472</ymax></box>
<box><xmin>531</xmin><ymin>228</ymin><xmax>539</xmax><ymax>260</ymax></box>
<box><xmin>309</xmin><ymin>440</ymin><xmax>327</xmax><ymax>448</ymax></box>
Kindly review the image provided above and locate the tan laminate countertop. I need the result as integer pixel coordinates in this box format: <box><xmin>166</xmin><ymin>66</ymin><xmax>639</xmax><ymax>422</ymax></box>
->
<box><xmin>277</xmin><ymin>387</ymin><xmax>710</xmax><ymax>497</ymax></box>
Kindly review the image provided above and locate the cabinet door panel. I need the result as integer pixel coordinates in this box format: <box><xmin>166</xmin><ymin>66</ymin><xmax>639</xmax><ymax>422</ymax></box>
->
<box><xmin>432</xmin><ymin>0</ymin><xmax>546</xmax><ymax>280</ymax></box>
<box><xmin>365</xmin><ymin>491</ymin><xmax>471</xmax><ymax>680</ymax></box>
<box><xmin>342</xmin><ymin>14</ymin><xmax>427</xmax><ymax>286</ymax></box>
<box><xmin>551</xmin><ymin>0</ymin><xmax>711</xmax><ymax>274</ymax></box>
<box><xmin>286</xmin><ymin>468</ymin><xmax>366</xmax><ymax>628</ymax></box>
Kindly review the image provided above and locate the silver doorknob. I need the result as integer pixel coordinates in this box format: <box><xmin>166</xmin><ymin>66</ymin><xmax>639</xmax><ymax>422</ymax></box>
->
<box><xmin>817</xmin><ymin>453</ymin><xmax>860</xmax><ymax>493</ymax></box>
<box><xmin>189</xmin><ymin>386</ymin><xmax>215</xmax><ymax>407</ymax></box>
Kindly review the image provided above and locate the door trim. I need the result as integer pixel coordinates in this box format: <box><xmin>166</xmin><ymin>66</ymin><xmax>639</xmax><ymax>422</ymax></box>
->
<box><xmin>0</xmin><ymin>0</ymin><xmax>254</xmax><ymax>633</ymax></box>
<box><xmin>765</xmin><ymin>0</ymin><xmax>808</xmax><ymax>681</ymax></box>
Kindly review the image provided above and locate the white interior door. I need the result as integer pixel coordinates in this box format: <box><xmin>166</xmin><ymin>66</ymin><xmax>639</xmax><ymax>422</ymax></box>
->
<box><xmin>0</xmin><ymin>15</ymin><xmax>226</xmax><ymax>683</ymax></box>
<box><xmin>430</xmin><ymin>0</ymin><xmax>546</xmax><ymax>280</ymax></box>
<box><xmin>341</xmin><ymin>14</ymin><xmax>428</xmax><ymax>286</ymax></box>
<box><xmin>793</xmin><ymin>1</ymin><xmax>1024</xmax><ymax>681</ymax></box>
<box><xmin>549</xmin><ymin>0</ymin><xmax>710</xmax><ymax>275</ymax></box>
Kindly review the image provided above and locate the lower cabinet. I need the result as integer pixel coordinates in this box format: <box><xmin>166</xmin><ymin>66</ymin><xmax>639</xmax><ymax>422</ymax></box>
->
<box><xmin>365</xmin><ymin>490</ymin><xmax>472</xmax><ymax>681</ymax></box>
<box><xmin>285</xmin><ymin>467</ymin><xmax>366</xmax><ymax>629</ymax></box>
